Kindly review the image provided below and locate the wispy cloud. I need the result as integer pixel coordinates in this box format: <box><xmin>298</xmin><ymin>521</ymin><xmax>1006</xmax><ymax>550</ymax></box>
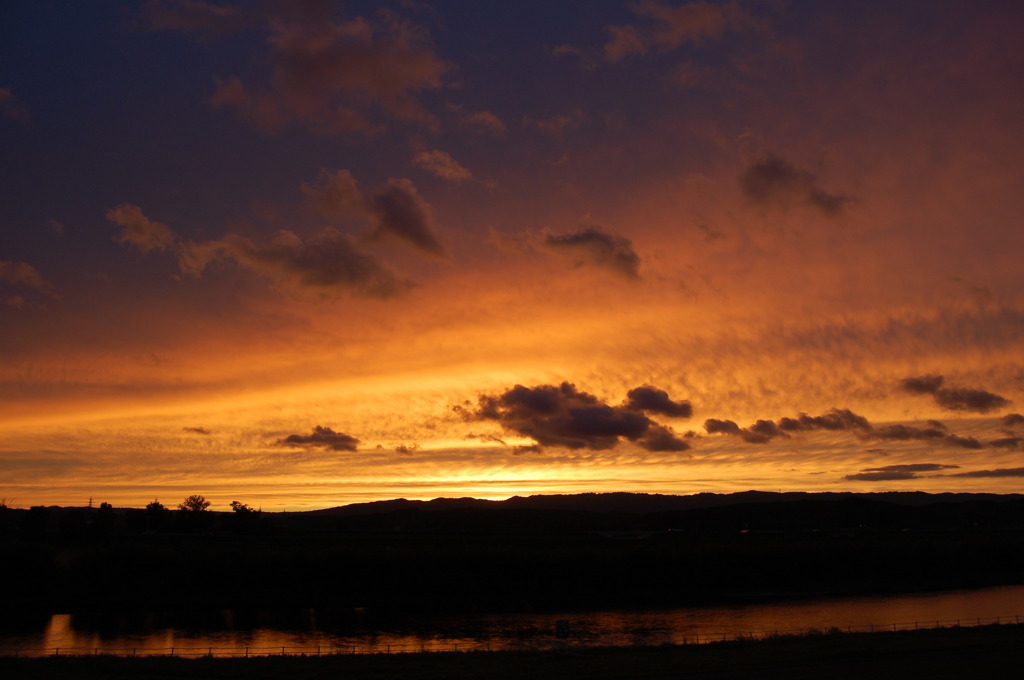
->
<box><xmin>543</xmin><ymin>225</ymin><xmax>641</xmax><ymax>279</ymax></box>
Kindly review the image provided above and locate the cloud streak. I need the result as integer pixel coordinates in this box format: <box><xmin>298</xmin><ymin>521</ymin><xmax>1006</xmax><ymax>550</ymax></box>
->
<box><xmin>844</xmin><ymin>463</ymin><xmax>960</xmax><ymax>481</ymax></box>
<box><xmin>901</xmin><ymin>374</ymin><xmax>1011</xmax><ymax>413</ymax></box>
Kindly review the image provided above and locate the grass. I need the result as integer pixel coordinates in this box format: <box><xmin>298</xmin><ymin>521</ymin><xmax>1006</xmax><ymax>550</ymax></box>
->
<box><xmin>1</xmin><ymin>623</ymin><xmax>1022</xmax><ymax>680</ymax></box>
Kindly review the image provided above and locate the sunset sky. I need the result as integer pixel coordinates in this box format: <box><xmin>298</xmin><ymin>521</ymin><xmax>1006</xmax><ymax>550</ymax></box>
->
<box><xmin>2</xmin><ymin>0</ymin><xmax>1023</xmax><ymax>510</ymax></box>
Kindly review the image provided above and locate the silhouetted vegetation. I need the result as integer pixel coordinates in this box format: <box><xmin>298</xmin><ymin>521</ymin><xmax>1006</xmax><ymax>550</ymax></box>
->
<box><xmin>2</xmin><ymin>492</ymin><xmax>1023</xmax><ymax>620</ymax></box>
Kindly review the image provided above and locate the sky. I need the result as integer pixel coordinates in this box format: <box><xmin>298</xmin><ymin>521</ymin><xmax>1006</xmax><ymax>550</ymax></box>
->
<box><xmin>2</xmin><ymin>0</ymin><xmax>1023</xmax><ymax>510</ymax></box>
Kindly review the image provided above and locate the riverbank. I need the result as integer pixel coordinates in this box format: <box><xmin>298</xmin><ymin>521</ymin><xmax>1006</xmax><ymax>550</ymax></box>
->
<box><xmin>2</xmin><ymin>622</ymin><xmax>1022</xmax><ymax>680</ymax></box>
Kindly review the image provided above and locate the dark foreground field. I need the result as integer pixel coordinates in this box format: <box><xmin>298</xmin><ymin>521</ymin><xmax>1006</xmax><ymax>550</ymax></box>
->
<box><xmin>4</xmin><ymin>492</ymin><xmax>1024</xmax><ymax>617</ymax></box>
<box><xmin>2</xmin><ymin>624</ymin><xmax>1022</xmax><ymax>680</ymax></box>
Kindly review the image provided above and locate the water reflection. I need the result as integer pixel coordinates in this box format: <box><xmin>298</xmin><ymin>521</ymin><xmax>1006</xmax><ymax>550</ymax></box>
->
<box><xmin>4</xmin><ymin>585</ymin><xmax>1024</xmax><ymax>657</ymax></box>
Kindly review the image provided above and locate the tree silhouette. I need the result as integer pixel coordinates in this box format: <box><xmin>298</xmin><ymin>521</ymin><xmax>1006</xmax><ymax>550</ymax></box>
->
<box><xmin>144</xmin><ymin>498</ymin><xmax>169</xmax><ymax>531</ymax></box>
<box><xmin>230</xmin><ymin>500</ymin><xmax>256</xmax><ymax>514</ymax></box>
<box><xmin>178</xmin><ymin>495</ymin><xmax>211</xmax><ymax>513</ymax></box>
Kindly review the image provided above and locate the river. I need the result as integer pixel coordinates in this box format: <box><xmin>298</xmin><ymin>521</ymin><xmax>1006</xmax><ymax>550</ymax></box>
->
<box><xmin>3</xmin><ymin>585</ymin><xmax>1024</xmax><ymax>657</ymax></box>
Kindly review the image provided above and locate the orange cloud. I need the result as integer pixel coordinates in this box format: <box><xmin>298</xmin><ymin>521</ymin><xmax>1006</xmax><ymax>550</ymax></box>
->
<box><xmin>412</xmin><ymin>150</ymin><xmax>473</xmax><ymax>182</ymax></box>
<box><xmin>605</xmin><ymin>0</ymin><xmax>748</xmax><ymax>61</ymax></box>
<box><xmin>211</xmin><ymin>10</ymin><xmax>448</xmax><ymax>134</ymax></box>
<box><xmin>107</xmin><ymin>204</ymin><xmax>178</xmax><ymax>253</ymax></box>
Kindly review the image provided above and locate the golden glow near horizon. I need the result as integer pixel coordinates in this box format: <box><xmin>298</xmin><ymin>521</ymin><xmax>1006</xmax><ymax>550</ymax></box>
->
<box><xmin>2</xmin><ymin>2</ymin><xmax>1023</xmax><ymax>510</ymax></box>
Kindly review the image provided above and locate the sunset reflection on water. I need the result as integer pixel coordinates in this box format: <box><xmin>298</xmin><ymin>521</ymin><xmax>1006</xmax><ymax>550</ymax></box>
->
<box><xmin>6</xmin><ymin>585</ymin><xmax>1024</xmax><ymax>657</ymax></box>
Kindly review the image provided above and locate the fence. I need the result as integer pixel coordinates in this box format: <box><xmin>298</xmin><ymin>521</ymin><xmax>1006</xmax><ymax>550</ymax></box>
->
<box><xmin>2</xmin><ymin>614</ymin><xmax>1021</xmax><ymax>659</ymax></box>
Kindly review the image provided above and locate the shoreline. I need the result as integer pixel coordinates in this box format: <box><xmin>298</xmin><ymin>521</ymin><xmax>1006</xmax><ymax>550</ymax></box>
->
<box><xmin>1</xmin><ymin>622</ymin><xmax>1022</xmax><ymax>679</ymax></box>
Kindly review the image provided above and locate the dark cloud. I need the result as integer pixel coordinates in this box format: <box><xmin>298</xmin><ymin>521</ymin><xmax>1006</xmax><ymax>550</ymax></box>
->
<box><xmin>303</xmin><ymin>169</ymin><xmax>447</xmax><ymax>257</ymax></box>
<box><xmin>279</xmin><ymin>425</ymin><xmax>360</xmax><ymax>451</ymax></box>
<box><xmin>866</xmin><ymin>423</ymin><xmax>981</xmax><ymax>448</ymax></box>
<box><xmin>844</xmin><ymin>471</ymin><xmax>918</xmax><ymax>481</ymax></box>
<box><xmin>949</xmin><ymin>467</ymin><xmax>1024</xmax><ymax>478</ymax></box>
<box><xmin>544</xmin><ymin>226</ymin><xmax>641</xmax><ymax>279</ymax></box>
<box><xmin>871</xmin><ymin>423</ymin><xmax>946</xmax><ymax>440</ymax></box>
<box><xmin>1001</xmin><ymin>413</ymin><xmax>1024</xmax><ymax>427</ymax></box>
<box><xmin>703</xmin><ymin>418</ymin><xmax>741</xmax><ymax>436</ymax></box>
<box><xmin>900</xmin><ymin>374</ymin><xmax>945</xmax><ymax>394</ymax></box>
<box><xmin>394</xmin><ymin>443</ymin><xmax>420</xmax><ymax>455</ymax></box>
<box><xmin>706</xmin><ymin>409</ymin><xmax>869</xmax><ymax>444</ymax></box>
<box><xmin>183</xmin><ymin>426</ymin><xmax>211</xmax><ymax>435</ymax></box>
<box><xmin>900</xmin><ymin>374</ymin><xmax>1010</xmax><ymax>413</ymax></box>
<box><xmin>749</xmin><ymin>419</ymin><xmax>783</xmax><ymax>439</ymax></box>
<box><xmin>111</xmin><ymin>188</ymin><xmax>418</xmax><ymax>299</ymax></box>
<box><xmin>208</xmin><ymin>228</ymin><xmax>414</xmax><ymax>298</ymax></box>
<box><xmin>209</xmin><ymin>7</ymin><xmax>448</xmax><ymax>134</ymax></box>
<box><xmin>703</xmin><ymin>407</ymin><xmax>980</xmax><ymax>450</ymax></box>
<box><xmin>845</xmin><ymin>463</ymin><xmax>959</xmax><ymax>481</ymax></box>
<box><xmin>471</xmin><ymin>382</ymin><xmax>689</xmax><ymax>452</ymax></box>
<box><xmin>943</xmin><ymin>434</ymin><xmax>983</xmax><ymax>450</ymax></box>
<box><xmin>933</xmin><ymin>387</ymin><xmax>1010</xmax><ymax>413</ymax></box>
<box><xmin>624</xmin><ymin>385</ymin><xmax>692</xmax><ymax>418</ymax></box>
<box><xmin>638</xmin><ymin>424</ymin><xmax>692</xmax><ymax>452</ymax></box>
<box><xmin>367</xmin><ymin>178</ymin><xmax>447</xmax><ymax>256</ymax></box>
<box><xmin>739</xmin><ymin>154</ymin><xmax>853</xmax><ymax>218</ymax></box>
<box><xmin>863</xmin><ymin>464</ymin><xmax>960</xmax><ymax>473</ymax></box>
<box><xmin>464</xmin><ymin>432</ymin><xmax>508</xmax><ymax>446</ymax></box>
<box><xmin>777</xmin><ymin>409</ymin><xmax>871</xmax><ymax>432</ymax></box>
<box><xmin>989</xmin><ymin>437</ymin><xmax>1022</xmax><ymax>449</ymax></box>
<box><xmin>702</xmin><ymin>417</ymin><xmax>781</xmax><ymax>444</ymax></box>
